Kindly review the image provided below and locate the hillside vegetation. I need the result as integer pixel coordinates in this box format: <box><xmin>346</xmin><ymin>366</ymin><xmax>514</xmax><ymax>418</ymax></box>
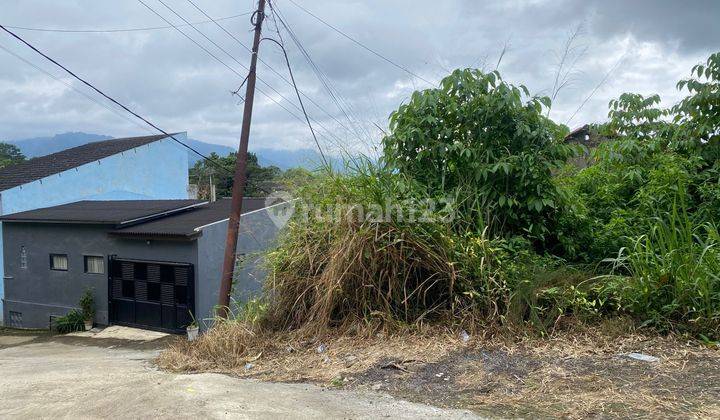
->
<box><xmin>166</xmin><ymin>52</ymin><xmax>720</xmax><ymax>358</ymax></box>
<box><xmin>254</xmin><ymin>52</ymin><xmax>720</xmax><ymax>340</ymax></box>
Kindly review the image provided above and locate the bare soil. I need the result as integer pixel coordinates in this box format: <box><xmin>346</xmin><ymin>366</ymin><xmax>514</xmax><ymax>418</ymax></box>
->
<box><xmin>159</xmin><ymin>320</ymin><xmax>720</xmax><ymax>419</ymax></box>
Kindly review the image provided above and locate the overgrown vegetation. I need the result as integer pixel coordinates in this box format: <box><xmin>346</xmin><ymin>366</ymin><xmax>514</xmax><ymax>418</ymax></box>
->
<box><xmin>203</xmin><ymin>52</ymin><xmax>720</xmax><ymax>343</ymax></box>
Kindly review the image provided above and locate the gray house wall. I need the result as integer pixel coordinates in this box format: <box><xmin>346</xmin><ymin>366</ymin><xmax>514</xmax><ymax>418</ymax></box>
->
<box><xmin>3</xmin><ymin>201</ymin><xmax>291</xmax><ymax>332</ymax></box>
<box><xmin>194</xmin><ymin>202</ymin><xmax>291</xmax><ymax>330</ymax></box>
<box><xmin>2</xmin><ymin>223</ymin><xmax>196</xmax><ymax>329</ymax></box>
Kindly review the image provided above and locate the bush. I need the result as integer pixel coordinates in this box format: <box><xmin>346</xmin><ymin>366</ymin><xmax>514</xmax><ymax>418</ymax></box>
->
<box><xmin>79</xmin><ymin>289</ymin><xmax>95</xmax><ymax>321</ymax></box>
<box><xmin>54</xmin><ymin>309</ymin><xmax>85</xmax><ymax>334</ymax></box>
<box><xmin>382</xmin><ymin>68</ymin><xmax>575</xmax><ymax>244</ymax></box>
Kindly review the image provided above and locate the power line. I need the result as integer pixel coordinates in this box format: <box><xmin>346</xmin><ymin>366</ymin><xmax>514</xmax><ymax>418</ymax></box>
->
<box><xmin>270</xmin><ymin>2</ymin><xmax>375</xmax><ymax>144</ymax></box>
<box><xmin>262</xmin><ymin>27</ymin><xmax>328</xmax><ymax>168</ymax></box>
<box><xmin>0</xmin><ymin>24</ymin><xmax>235</xmax><ymax>178</ymax></box>
<box><xmin>185</xmin><ymin>0</ymin><xmax>361</xmax><ymax>141</ymax></box>
<box><xmin>140</xmin><ymin>0</ymin><xmax>348</xmax><ymax>151</ymax></box>
<box><xmin>565</xmin><ymin>54</ymin><xmax>626</xmax><ymax>126</ymax></box>
<box><xmin>1</xmin><ymin>26</ymin><xmax>280</xmax><ymax>197</ymax></box>
<box><xmin>1</xmin><ymin>12</ymin><xmax>252</xmax><ymax>34</ymax></box>
<box><xmin>0</xmin><ymin>42</ymin><xmax>155</xmax><ymax>135</ymax></box>
<box><xmin>286</xmin><ymin>0</ymin><xmax>434</xmax><ymax>86</ymax></box>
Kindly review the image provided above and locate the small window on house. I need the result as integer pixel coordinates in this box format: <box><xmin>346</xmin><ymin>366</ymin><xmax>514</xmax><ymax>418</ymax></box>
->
<box><xmin>20</xmin><ymin>246</ymin><xmax>27</xmax><ymax>269</ymax></box>
<box><xmin>49</xmin><ymin>254</ymin><xmax>68</xmax><ymax>271</ymax></box>
<box><xmin>84</xmin><ymin>256</ymin><xmax>104</xmax><ymax>274</ymax></box>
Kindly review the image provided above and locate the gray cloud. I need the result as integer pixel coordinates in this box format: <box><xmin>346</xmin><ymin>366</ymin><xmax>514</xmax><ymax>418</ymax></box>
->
<box><xmin>0</xmin><ymin>0</ymin><xmax>717</xmax><ymax>153</ymax></box>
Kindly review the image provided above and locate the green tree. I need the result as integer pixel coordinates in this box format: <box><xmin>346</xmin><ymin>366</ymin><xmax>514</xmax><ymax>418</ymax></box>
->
<box><xmin>0</xmin><ymin>142</ymin><xmax>26</xmax><ymax>168</ymax></box>
<box><xmin>190</xmin><ymin>152</ymin><xmax>282</xmax><ymax>199</ymax></box>
<box><xmin>674</xmin><ymin>52</ymin><xmax>720</xmax><ymax>145</ymax></box>
<box><xmin>603</xmin><ymin>93</ymin><xmax>671</xmax><ymax>142</ymax></box>
<box><xmin>382</xmin><ymin>68</ymin><xmax>574</xmax><ymax>241</ymax></box>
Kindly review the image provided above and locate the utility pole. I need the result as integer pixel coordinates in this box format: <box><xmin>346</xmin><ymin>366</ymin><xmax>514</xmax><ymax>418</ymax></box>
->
<box><xmin>209</xmin><ymin>172</ymin><xmax>216</xmax><ymax>202</ymax></box>
<box><xmin>217</xmin><ymin>0</ymin><xmax>266</xmax><ymax>317</ymax></box>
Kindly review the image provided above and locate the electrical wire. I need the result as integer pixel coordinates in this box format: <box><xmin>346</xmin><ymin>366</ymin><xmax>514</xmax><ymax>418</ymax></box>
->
<box><xmin>0</xmin><ymin>24</ymin><xmax>235</xmax><ymax>179</ymax></box>
<box><xmin>1</xmin><ymin>25</ymin><xmax>280</xmax><ymax>197</ymax></box>
<box><xmin>0</xmin><ymin>42</ymin><xmax>155</xmax><ymax>135</ymax></box>
<box><xmin>2</xmin><ymin>12</ymin><xmax>252</xmax><ymax>34</ymax></box>
<box><xmin>140</xmin><ymin>0</ymin><xmax>347</xmax><ymax>150</ymax></box>
<box><xmin>269</xmin><ymin>2</ymin><xmax>375</xmax><ymax>144</ymax></box>
<box><xmin>260</xmin><ymin>35</ymin><xmax>329</xmax><ymax>169</ymax></box>
<box><xmin>185</xmin><ymin>0</ymin><xmax>360</xmax><ymax>142</ymax></box>
<box><xmin>285</xmin><ymin>0</ymin><xmax>434</xmax><ymax>86</ymax></box>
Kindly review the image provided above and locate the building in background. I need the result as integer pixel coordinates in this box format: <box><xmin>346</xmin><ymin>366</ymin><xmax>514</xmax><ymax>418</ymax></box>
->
<box><xmin>0</xmin><ymin>133</ymin><xmax>191</xmax><ymax>320</ymax></box>
<box><xmin>0</xmin><ymin>198</ymin><xmax>288</xmax><ymax>332</ymax></box>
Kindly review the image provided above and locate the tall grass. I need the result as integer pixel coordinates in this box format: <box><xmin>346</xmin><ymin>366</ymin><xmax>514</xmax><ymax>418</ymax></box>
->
<box><xmin>262</xmin><ymin>161</ymin><xmax>473</xmax><ymax>335</ymax></box>
<box><xmin>609</xmin><ymin>204</ymin><xmax>720</xmax><ymax>336</ymax></box>
<box><xmin>260</xmin><ymin>159</ymin><xmax>599</xmax><ymax>336</ymax></box>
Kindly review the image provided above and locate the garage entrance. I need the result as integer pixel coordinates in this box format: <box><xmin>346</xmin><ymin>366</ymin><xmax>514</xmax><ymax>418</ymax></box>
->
<box><xmin>108</xmin><ymin>257</ymin><xmax>194</xmax><ymax>333</ymax></box>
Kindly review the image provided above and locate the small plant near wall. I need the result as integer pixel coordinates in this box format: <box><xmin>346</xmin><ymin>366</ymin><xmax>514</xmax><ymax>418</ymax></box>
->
<box><xmin>54</xmin><ymin>310</ymin><xmax>85</xmax><ymax>334</ymax></box>
<box><xmin>53</xmin><ymin>290</ymin><xmax>96</xmax><ymax>334</ymax></box>
<box><xmin>79</xmin><ymin>289</ymin><xmax>96</xmax><ymax>331</ymax></box>
<box><xmin>186</xmin><ymin>311</ymin><xmax>199</xmax><ymax>341</ymax></box>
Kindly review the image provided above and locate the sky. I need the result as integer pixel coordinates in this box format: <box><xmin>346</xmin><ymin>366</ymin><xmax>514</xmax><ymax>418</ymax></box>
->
<box><xmin>0</xmin><ymin>0</ymin><xmax>718</xmax><ymax>155</ymax></box>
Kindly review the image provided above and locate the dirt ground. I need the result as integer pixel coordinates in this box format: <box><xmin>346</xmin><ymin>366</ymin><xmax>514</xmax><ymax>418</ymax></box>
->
<box><xmin>0</xmin><ymin>327</ymin><xmax>476</xmax><ymax>419</ymax></box>
<box><xmin>159</xmin><ymin>321</ymin><xmax>720</xmax><ymax>419</ymax></box>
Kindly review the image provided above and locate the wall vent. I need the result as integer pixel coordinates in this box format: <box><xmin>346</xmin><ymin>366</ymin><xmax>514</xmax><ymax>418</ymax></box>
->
<box><xmin>9</xmin><ymin>311</ymin><xmax>22</xmax><ymax>328</ymax></box>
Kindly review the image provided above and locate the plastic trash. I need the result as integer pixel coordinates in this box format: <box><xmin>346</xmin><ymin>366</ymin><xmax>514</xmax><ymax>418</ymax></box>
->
<box><xmin>626</xmin><ymin>352</ymin><xmax>659</xmax><ymax>362</ymax></box>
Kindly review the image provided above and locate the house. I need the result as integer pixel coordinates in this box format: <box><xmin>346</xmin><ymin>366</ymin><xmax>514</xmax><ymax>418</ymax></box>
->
<box><xmin>563</xmin><ymin>124</ymin><xmax>612</xmax><ymax>168</ymax></box>
<box><xmin>0</xmin><ymin>133</ymin><xmax>191</xmax><ymax>320</ymax></box>
<box><xmin>1</xmin><ymin>197</ymin><xmax>289</xmax><ymax>332</ymax></box>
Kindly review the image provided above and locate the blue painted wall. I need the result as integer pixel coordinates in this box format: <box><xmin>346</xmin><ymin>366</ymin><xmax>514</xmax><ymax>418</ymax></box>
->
<box><xmin>0</xmin><ymin>133</ymin><xmax>190</xmax><ymax>319</ymax></box>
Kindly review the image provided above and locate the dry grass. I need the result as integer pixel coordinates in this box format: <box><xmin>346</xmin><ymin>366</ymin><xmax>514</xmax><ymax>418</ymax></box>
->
<box><xmin>158</xmin><ymin>318</ymin><xmax>720</xmax><ymax>418</ymax></box>
<box><xmin>263</xmin><ymin>214</ymin><xmax>472</xmax><ymax>336</ymax></box>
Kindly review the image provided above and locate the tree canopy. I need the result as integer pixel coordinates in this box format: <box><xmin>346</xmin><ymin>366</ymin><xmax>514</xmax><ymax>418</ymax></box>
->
<box><xmin>0</xmin><ymin>142</ymin><xmax>26</xmax><ymax>168</ymax></box>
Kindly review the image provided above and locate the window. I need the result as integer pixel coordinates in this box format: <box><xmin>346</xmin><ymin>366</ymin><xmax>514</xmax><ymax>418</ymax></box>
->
<box><xmin>49</xmin><ymin>254</ymin><xmax>68</xmax><ymax>271</ymax></box>
<box><xmin>84</xmin><ymin>256</ymin><xmax>104</xmax><ymax>274</ymax></box>
<box><xmin>20</xmin><ymin>246</ymin><xmax>27</xmax><ymax>269</ymax></box>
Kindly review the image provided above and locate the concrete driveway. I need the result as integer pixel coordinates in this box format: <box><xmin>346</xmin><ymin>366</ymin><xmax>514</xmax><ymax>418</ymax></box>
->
<box><xmin>0</xmin><ymin>328</ymin><xmax>478</xmax><ymax>419</ymax></box>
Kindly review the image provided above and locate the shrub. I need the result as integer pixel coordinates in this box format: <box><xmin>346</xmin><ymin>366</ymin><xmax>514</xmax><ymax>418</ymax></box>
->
<box><xmin>54</xmin><ymin>309</ymin><xmax>85</xmax><ymax>334</ymax></box>
<box><xmin>79</xmin><ymin>289</ymin><xmax>95</xmax><ymax>321</ymax></box>
<box><xmin>382</xmin><ymin>68</ymin><xmax>575</xmax><ymax>244</ymax></box>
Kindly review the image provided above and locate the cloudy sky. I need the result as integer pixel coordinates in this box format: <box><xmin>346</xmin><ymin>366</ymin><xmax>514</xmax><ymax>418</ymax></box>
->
<box><xmin>0</xmin><ymin>0</ymin><xmax>717</xmax><ymax>155</ymax></box>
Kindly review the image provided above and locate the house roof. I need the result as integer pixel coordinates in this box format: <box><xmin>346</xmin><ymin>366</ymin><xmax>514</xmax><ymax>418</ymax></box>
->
<box><xmin>0</xmin><ymin>133</ymin><xmax>171</xmax><ymax>192</ymax></box>
<box><xmin>0</xmin><ymin>199</ymin><xmax>204</xmax><ymax>224</ymax></box>
<box><xmin>1</xmin><ymin>197</ymin><xmax>274</xmax><ymax>240</ymax></box>
<box><xmin>110</xmin><ymin>198</ymin><xmax>270</xmax><ymax>239</ymax></box>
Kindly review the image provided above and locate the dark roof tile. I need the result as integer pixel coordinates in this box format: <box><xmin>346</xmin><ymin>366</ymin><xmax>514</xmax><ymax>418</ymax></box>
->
<box><xmin>0</xmin><ymin>199</ymin><xmax>203</xmax><ymax>224</ymax></box>
<box><xmin>110</xmin><ymin>198</ymin><xmax>269</xmax><ymax>238</ymax></box>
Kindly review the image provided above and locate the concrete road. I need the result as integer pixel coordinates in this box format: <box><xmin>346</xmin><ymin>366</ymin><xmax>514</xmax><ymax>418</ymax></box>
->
<box><xmin>0</xmin><ymin>329</ymin><xmax>478</xmax><ymax>419</ymax></box>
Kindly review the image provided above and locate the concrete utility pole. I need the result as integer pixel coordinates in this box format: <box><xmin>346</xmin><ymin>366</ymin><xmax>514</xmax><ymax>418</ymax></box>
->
<box><xmin>217</xmin><ymin>0</ymin><xmax>266</xmax><ymax>317</ymax></box>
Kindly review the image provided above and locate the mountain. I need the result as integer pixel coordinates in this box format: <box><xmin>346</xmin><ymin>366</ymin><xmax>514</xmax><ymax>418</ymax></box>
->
<box><xmin>254</xmin><ymin>148</ymin><xmax>329</xmax><ymax>171</ymax></box>
<box><xmin>184</xmin><ymin>138</ymin><xmax>234</xmax><ymax>164</ymax></box>
<box><xmin>6</xmin><ymin>132</ymin><xmax>328</xmax><ymax>170</ymax></box>
<box><xmin>7</xmin><ymin>132</ymin><xmax>113</xmax><ymax>158</ymax></box>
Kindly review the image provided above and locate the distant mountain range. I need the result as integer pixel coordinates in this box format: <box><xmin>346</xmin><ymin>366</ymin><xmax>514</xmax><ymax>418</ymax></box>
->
<box><xmin>6</xmin><ymin>132</ymin><xmax>328</xmax><ymax>170</ymax></box>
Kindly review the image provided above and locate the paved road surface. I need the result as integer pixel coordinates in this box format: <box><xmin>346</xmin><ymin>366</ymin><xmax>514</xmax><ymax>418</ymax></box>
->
<box><xmin>0</xmin><ymin>329</ymin><xmax>478</xmax><ymax>419</ymax></box>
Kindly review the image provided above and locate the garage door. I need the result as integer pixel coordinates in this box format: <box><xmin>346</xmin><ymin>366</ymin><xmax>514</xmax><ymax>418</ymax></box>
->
<box><xmin>108</xmin><ymin>257</ymin><xmax>194</xmax><ymax>333</ymax></box>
